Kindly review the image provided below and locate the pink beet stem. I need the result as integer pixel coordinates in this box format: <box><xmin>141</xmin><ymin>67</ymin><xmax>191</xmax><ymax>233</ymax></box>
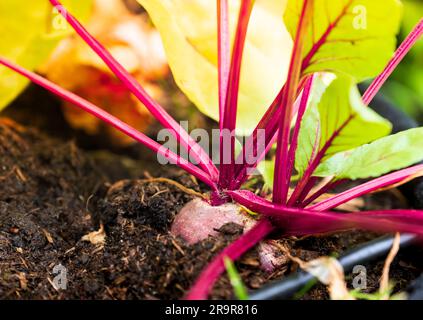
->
<box><xmin>362</xmin><ymin>19</ymin><xmax>423</xmax><ymax>105</ymax></box>
<box><xmin>231</xmin><ymin>77</ymin><xmax>307</xmax><ymax>190</ymax></box>
<box><xmin>300</xmin><ymin>179</ymin><xmax>345</xmax><ymax>207</ymax></box>
<box><xmin>273</xmin><ymin>0</ymin><xmax>312</xmax><ymax>204</ymax></box>
<box><xmin>219</xmin><ymin>0</ymin><xmax>255</xmax><ymax>189</ymax></box>
<box><xmin>48</xmin><ymin>0</ymin><xmax>219</xmax><ymax>181</ymax></box>
<box><xmin>229</xmin><ymin>190</ymin><xmax>423</xmax><ymax>237</ymax></box>
<box><xmin>309</xmin><ymin>164</ymin><xmax>423</xmax><ymax>212</ymax></box>
<box><xmin>217</xmin><ymin>0</ymin><xmax>230</xmax><ymax>132</ymax></box>
<box><xmin>287</xmin><ymin>115</ymin><xmax>352</xmax><ymax>206</ymax></box>
<box><xmin>232</xmin><ymin>87</ymin><xmax>284</xmax><ymax>188</ymax></box>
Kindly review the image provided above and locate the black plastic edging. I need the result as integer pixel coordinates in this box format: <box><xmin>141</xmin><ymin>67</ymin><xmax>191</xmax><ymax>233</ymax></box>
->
<box><xmin>249</xmin><ymin>234</ymin><xmax>417</xmax><ymax>300</ymax></box>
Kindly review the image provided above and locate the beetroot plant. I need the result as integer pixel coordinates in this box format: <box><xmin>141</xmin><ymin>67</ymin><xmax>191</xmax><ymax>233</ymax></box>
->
<box><xmin>1</xmin><ymin>0</ymin><xmax>423</xmax><ymax>300</ymax></box>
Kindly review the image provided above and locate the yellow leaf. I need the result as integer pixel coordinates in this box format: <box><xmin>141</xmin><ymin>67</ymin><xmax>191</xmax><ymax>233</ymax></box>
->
<box><xmin>0</xmin><ymin>0</ymin><xmax>92</xmax><ymax>110</ymax></box>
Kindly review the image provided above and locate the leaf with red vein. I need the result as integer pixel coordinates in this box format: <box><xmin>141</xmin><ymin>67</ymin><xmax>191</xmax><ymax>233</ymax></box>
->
<box><xmin>314</xmin><ymin>127</ymin><xmax>423</xmax><ymax>180</ymax></box>
<box><xmin>284</xmin><ymin>0</ymin><xmax>402</xmax><ymax>81</ymax></box>
<box><xmin>289</xmin><ymin>74</ymin><xmax>390</xmax><ymax>205</ymax></box>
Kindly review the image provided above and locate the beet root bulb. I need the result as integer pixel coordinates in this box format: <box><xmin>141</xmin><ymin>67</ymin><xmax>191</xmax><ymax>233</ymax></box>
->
<box><xmin>171</xmin><ymin>198</ymin><xmax>286</xmax><ymax>272</ymax></box>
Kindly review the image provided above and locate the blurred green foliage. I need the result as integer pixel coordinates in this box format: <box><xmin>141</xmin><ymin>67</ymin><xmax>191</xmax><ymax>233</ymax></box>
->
<box><xmin>381</xmin><ymin>0</ymin><xmax>423</xmax><ymax>121</ymax></box>
<box><xmin>224</xmin><ymin>257</ymin><xmax>249</xmax><ymax>300</ymax></box>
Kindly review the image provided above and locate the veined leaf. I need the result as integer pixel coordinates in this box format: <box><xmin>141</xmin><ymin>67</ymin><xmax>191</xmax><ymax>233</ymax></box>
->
<box><xmin>315</xmin><ymin>128</ymin><xmax>423</xmax><ymax>180</ymax></box>
<box><xmin>317</xmin><ymin>76</ymin><xmax>392</xmax><ymax>157</ymax></box>
<box><xmin>295</xmin><ymin>74</ymin><xmax>391</xmax><ymax>178</ymax></box>
<box><xmin>284</xmin><ymin>0</ymin><xmax>403</xmax><ymax>81</ymax></box>
<box><xmin>138</xmin><ymin>0</ymin><xmax>293</xmax><ymax>135</ymax></box>
<box><xmin>0</xmin><ymin>0</ymin><xmax>92</xmax><ymax>110</ymax></box>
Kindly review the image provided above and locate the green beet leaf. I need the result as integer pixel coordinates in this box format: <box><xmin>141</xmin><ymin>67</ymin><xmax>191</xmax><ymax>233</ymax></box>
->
<box><xmin>295</xmin><ymin>73</ymin><xmax>391</xmax><ymax>178</ymax></box>
<box><xmin>315</xmin><ymin>127</ymin><xmax>423</xmax><ymax>180</ymax></box>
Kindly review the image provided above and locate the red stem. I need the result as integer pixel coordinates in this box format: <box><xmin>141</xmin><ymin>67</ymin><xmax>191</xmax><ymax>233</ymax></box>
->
<box><xmin>231</xmin><ymin>87</ymin><xmax>284</xmax><ymax>188</ymax></box>
<box><xmin>309</xmin><ymin>164</ymin><xmax>423</xmax><ymax>212</ymax></box>
<box><xmin>273</xmin><ymin>0</ymin><xmax>311</xmax><ymax>204</ymax></box>
<box><xmin>300</xmin><ymin>179</ymin><xmax>344</xmax><ymax>207</ymax></box>
<box><xmin>229</xmin><ymin>190</ymin><xmax>423</xmax><ymax>237</ymax></box>
<box><xmin>362</xmin><ymin>19</ymin><xmax>423</xmax><ymax>105</ymax></box>
<box><xmin>232</xmin><ymin>78</ymin><xmax>307</xmax><ymax>189</ymax></box>
<box><xmin>49</xmin><ymin>0</ymin><xmax>219</xmax><ymax>181</ymax></box>
<box><xmin>217</xmin><ymin>0</ymin><xmax>230</xmax><ymax>132</ymax></box>
<box><xmin>0</xmin><ymin>57</ymin><xmax>217</xmax><ymax>190</ymax></box>
<box><xmin>291</xmin><ymin>176</ymin><xmax>318</xmax><ymax>206</ymax></box>
<box><xmin>219</xmin><ymin>0</ymin><xmax>255</xmax><ymax>189</ymax></box>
